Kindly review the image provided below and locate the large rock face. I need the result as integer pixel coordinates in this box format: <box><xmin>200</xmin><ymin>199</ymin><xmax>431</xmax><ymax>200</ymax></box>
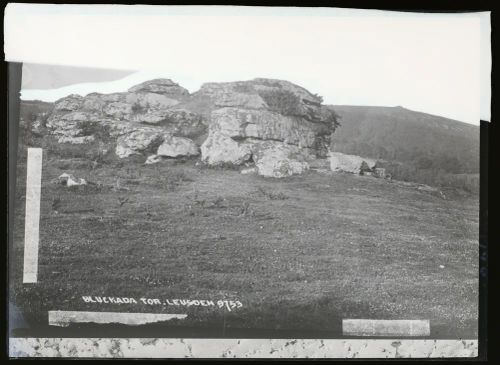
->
<box><xmin>43</xmin><ymin>78</ymin><xmax>339</xmax><ymax>176</ymax></box>
<box><xmin>197</xmin><ymin>78</ymin><xmax>339</xmax><ymax>176</ymax></box>
<box><xmin>209</xmin><ymin>107</ymin><xmax>325</xmax><ymax>148</ymax></box>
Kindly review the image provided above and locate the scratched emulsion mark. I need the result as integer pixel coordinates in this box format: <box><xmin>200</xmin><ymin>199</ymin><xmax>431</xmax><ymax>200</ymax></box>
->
<box><xmin>342</xmin><ymin>319</ymin><xmax>431</xmax><ymax>337</ymax></box>
<box><xmin>23</xmin><ymin>148</ymin><xmax>43</xmax><ymax>283</ymax></box>
<box><xmin>48</xmin><ymin>311</ymin><xmax>188</xmax><ymax>327</ymax></box>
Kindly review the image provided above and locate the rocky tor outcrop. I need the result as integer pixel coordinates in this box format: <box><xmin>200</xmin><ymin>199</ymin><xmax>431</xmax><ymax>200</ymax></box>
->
<box><xmin>43</xmin><ymin>77</ymin><xmax>339</xmax><ymax>178</ymax></box>
<box><xmin>46</xmin><ymin>79</ymin><xmax>208</xmax><ymax>160</ymax></box>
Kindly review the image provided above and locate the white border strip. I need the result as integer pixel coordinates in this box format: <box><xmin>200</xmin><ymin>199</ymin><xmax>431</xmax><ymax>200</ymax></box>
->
<box><xmin>4</xmin><ymin>5</ymin><xmax>490</xmax><ymax>123</ymax></box>
<box><xmin>9</xmin><ymin>338</ymin><xmax>478</xmax><ymax>358</ymax></box>
<box><xmin>22</xmin><ymin>148</ymin><xmax>43</xmax><ymax>283</ymax></box>
<box><xmin>48</xmin><ymin>311</ymin><xmax>188</xmax><ymax>327</ymax></box>
<box><xmin>343</xmin><ymin>319</ymin><xmax>430</xmax><ymax>337</ymax></box>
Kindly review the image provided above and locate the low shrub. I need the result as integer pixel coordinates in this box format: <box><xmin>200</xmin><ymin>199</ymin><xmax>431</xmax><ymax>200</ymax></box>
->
<box><xmin>258</xmin><ymin>89</ymin><xmax>303</xmax><ymax>116</ymax></box>
<box><xmin>197</xmin><ymin>161</ymin><xmax>242</xmax><ymax>171</ymax></box>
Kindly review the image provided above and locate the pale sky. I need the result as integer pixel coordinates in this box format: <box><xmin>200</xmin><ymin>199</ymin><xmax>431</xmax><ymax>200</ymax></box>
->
<box><xmin>5</xmin><ymin>4</ymin><xmax>491</xmax><ymax>125</ymax></box>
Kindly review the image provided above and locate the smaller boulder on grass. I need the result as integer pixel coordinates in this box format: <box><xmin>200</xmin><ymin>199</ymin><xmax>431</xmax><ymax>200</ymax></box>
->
<box><xmin>241</xmin><ymin>167</ymin><xmax>257</xmax><ymax>175</ymax></box>
<box><xmin>328</xmin><ymin>152</ymin><xmax>377</xmax><ymax>175</ymax></box>
<box><xmin>58</xmin><ymin>173</ymin><xmax>87</xmax><ymax>187</ymax></box>
<box><xmin>145</xmin><ymin>155</ymin><xmax>163</xmax><ymax>165</ymax></box>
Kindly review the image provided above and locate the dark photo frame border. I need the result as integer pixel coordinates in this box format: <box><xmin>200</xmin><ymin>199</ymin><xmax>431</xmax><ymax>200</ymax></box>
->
<box><xmin>2</xmin><ymin>0</ymin><xmax>494</xmax><ymax>360</ymax></box>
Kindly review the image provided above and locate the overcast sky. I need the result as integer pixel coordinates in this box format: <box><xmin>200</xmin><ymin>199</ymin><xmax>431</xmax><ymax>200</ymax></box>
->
<box><xmin>7</xmin><ymin>5</ymin><xmax>490</xmax><ymax>125</ymax></box>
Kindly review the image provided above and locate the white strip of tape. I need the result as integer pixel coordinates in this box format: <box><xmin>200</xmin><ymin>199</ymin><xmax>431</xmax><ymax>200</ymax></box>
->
<box><xmin>23</xmin><ymin>148</ymin><xmax>43</xmax><ymax>283</ymax></box>
<box><xmin>342</xmin><ymin>319</ymin><xmax>430</xmax><ymax>337</ymax></box>
<box><xmin>9</xmin><ymin>338</ymin><xmax>478</xmax><ymax>358</ymax></box>
<box><xmin>48</xmin><ymin>311</ymin><xmax>188</xmax><ymax>327</ymax></box>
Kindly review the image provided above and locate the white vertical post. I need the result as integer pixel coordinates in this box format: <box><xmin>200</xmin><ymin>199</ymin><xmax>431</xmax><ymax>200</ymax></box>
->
<box><xmin>23</xmin><ymin>148</ymin><xmax>43</xmax><ymax>283</ymax></box>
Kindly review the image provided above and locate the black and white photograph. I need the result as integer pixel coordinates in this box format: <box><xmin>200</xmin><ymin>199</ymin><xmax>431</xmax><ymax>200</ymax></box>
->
<box><xmin>6</xmin><ymin>3</ymin><xmax>490</xmax><ymax>359</ymax></box>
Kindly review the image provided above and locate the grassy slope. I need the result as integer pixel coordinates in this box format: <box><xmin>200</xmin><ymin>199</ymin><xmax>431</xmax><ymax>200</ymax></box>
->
<box><xmin>11</xmin><ymin>140</ymin><xmax>478</xmax><ymax>338</ymax></box>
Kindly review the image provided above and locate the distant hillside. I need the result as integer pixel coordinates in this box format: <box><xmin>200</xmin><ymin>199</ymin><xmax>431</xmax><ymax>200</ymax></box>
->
<box><xmin>329</xmin><ymin>105</ymin><xmax>479</xmax><ymax>174</ymax></box>
<box><xmin>19</xmin><ymin>100</ymin><xmax>54</xmax><ymax>122</ymax></box>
